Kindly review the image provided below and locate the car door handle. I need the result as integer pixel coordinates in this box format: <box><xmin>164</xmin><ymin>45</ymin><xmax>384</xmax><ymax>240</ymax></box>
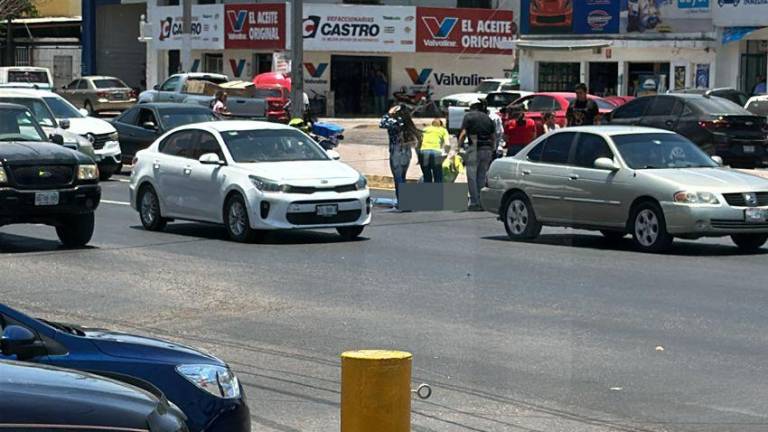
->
<box><xmin>153</xmin><ymin>159</ymin><xmax>161</xmax><ymax>169</ymax></box>
<box><xmin>568</xmin><ymin>174</ymin><xmax>580</xmax><ymax>180</ymax></box>
<box><xmin>183</xmin><ymin>166</ymin><xmax>192</xmax><ymax>176</ymax></box>
<box><xmin>521</xmin><ymin>169</ymin><xmax>532</xmax><ymax>176</ymax></box>
<box><xmin>664</xmin><ymin>120</ymin><xmax>675</xmax><ymax>127</ymax></box>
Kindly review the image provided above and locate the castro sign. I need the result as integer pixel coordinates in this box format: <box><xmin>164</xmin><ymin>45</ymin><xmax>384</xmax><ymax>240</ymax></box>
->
<box><xmin>416</xmin><ymin>7</ymin><xmax>516</xmax><ymax>54</ymax></box>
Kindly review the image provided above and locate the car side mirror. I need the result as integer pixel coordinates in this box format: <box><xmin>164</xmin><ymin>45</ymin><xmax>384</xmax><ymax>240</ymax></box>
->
<box><xmin>78</xmin><ymin>108</ymin><xmax>89</xmax><ymax>117</ymax></box>
<box><xmin>1</xmin><ymin>325</ymin><xmax>46</xmax><ymax>360</ymax></box>
<box><xmin>142</xmin><ymin>121</ymin><xmax>157</xmax><ymax>131</ymax></box>
<box><xmin>326</xmin><ymin>149</ymin><xmax>341</xmax><ymax>160</ymax></box>
<box><xmin>153</xmin><ymin>84</ymin><xmax>159</xmax><ymax>90</ymax></box>
<box><xmin>59</xmin><ymin>119</ymin><xmax>70</xmax><ymax>130</ymax></box>
<box><xmin>49</xmin><ymin>134</ymin><xmax>64</xmax><ymax>145</ymax></box>
<box><xmin>711</xmin><ymin>155</ymin><xmax>724</xmax><ymax>166</ymax></box>
<box><xmin>594</xmin><ymin>157</ymin><xmax>619</xmax><ymax>171</ymax></box>
<box><xmin>199</xmin><ymin>152</ymin><xmax>225</xmax><ymax>165</ymax></box>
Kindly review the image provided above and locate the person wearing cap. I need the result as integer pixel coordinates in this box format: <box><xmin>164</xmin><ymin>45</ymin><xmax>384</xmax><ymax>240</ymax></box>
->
<box><xmin>458</xmin><ymin>101</ymin><xmax>495</xmax><ymax>211</ymax></box>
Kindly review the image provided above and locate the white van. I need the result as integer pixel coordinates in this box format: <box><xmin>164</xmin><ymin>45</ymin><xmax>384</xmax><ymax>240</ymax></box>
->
<box><xmin>0</xmin><ymin>66</ymin><xmax>53</xmax><ymax>89</ymax></box>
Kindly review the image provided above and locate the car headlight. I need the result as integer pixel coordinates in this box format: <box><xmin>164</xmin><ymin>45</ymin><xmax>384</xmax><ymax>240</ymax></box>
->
<box><xmin>0</xmin><ymin>166</ymin><xmax>6</xmax><ymax>184</ymax></box>
<box><xmin>250</xmin><ymin>175</ymin><xmax>288</xmax><ymax>193</ymax></box>
<box><xmin>108</xmin><ymin>131</ymin><xmax>118</xmax><ymax>141</ymax></box>
<box><xmin>355</xmin><ymin>174</ymin><xmax>368</xmax><ymax>190</ymax></box>
<box><xmin>176</xmin><ymin>364</ymin><xmax>240</xmax><ymax>399</ymax></box>
<box><xmin>77</xmin><ymin>164</ymin><xmax>99</xmax><ymax>180</ymax></box>
<box><xmin>673</xmin><ymin>191</ymin><xmax>720</xmax><ymax>205</ymax></box>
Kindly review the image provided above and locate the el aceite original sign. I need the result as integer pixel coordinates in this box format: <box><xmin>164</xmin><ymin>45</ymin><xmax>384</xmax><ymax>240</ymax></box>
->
<box><xmin>417</xmin><ymin>7</ymin><xmax>516</xmax><ymax>54</ymax></box>
<box><xmin>225</xmin><ymin>4</ymin><xmax>286</xmax><ymax>49</ymax></box>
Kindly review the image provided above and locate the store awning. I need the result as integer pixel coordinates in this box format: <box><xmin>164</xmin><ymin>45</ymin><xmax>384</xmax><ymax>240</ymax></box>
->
<box><xmin>506</xmin><ymin>40</ymin><xmax>613</xmax><ymax>51</ymax></box>
<box><xmin>722</xmin><ymin>27</ymin><xmax>763</xmax><ymax>44</ymax></box>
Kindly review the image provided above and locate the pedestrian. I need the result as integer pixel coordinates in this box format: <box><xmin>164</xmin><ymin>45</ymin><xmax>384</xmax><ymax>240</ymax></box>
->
<box><xmin>753</xmin><ymin>75</ymin><xmax>767</xmax><ymax>95</ymax></box>
<box><xmin>504</xmin><ymin>108</ymin><xmax>537</xmax><ymax>156</ymax></box>
<box><xmin>419</xmin><ymin>118</ymin><xmax>450</xmax><ymax>183</ymax></box>
<box><xmin>488</xmin><ymin>106</ymin><xmax>506</xmax><ymax>159</ymax></box>
<box><xmin>542</xmin><ymin>111</ymin><xmax>560</xmax><ymax>134</ymax></box>
<box><xmin>380</xmin><ymin>104</ymin><xmax>421</xmax><ymax>207</ymax></box>
<box><xmin>566</xmin><ymin>83</ymin><xmax>599</xmax><ymax>126</ymax></box>
<box><xmin>458</xmin><ymin>101</ymin><xmax>495</xmax><ymax>211</ymax></box>
<box><xmin>212</xmin><ymin>91</ymin><xmax>229</xmax><ymax>116</ymax></box>
<box><xmin>373</xmin><ymin>70</ymin><xmax>389</xmax><ymax>114</ymax></box>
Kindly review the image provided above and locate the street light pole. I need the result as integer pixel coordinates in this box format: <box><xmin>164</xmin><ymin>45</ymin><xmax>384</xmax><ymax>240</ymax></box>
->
<box><xmin>290</xmin><ymin>0</ymin><xmax>304</xmax><ymax>119</ymax></box>
<box><xmin>181</xmin><ymin>0</ymin><xmax>192</xmax><ymax>73</ymax></box>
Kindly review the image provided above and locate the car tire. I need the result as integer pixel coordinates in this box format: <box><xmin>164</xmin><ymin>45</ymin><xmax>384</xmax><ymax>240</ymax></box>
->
<box><xmin>502</xmin><ymin>193</ymin><xmax>541</xmax><ymax>241</ymax></box>
<box><xmin>600</xmin><ymin>230</ymin><xmax>626</xmax><ymax>242</ymax></box>
<box><xmin>337</xmin><ymin>226</ymin><xmax>364</xmax><ymax>240</ymax></box>
<box><xmin>224</xmin><ymin>194</ymin><xmax>262</xmax><ymax>243</ymax></box>
<box><xmin>630</xmin><ymin>201</ymin><xmax>673</xmax><ymax>253</ymax></box>
<box><xmin>138</xmin><ymin>185</ymin><xmax>167</xmax><ymax>231</ymax></box>
<box><xmin>84</xmin><ymin>100</ymin><xmax>94</xmax><ymax>116</ymax></box>
<box><xmin>56</xmin><ymin>213</ymin><xmax>95</xmax><ymax>248</ymax></box>
<box><xmin>99</xmin><ymin>170</ymin><xmax>113</xmax><ymax>181</ymax></box>
<box><xmin>731</xmin><ymin>234</ymin><xmax>768</xmax><ymax>252</ymax></box>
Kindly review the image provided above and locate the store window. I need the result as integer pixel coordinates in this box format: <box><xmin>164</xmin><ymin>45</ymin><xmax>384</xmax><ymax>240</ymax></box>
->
<box><xmin>203</xmin><ymin>54</ymin><xmax>223</xmax><ymax>75</ymax></box>
<box><xmin>538</xmin><ymin>63</ymin><xmax>579</xmax><ymax>92</ymax></box>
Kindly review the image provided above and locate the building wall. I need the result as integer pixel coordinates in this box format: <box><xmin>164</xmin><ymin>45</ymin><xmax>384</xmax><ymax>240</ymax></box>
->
<box><xmin>34</xmin><ymin>0</ymin><xmax>81</xmax><ymax>17</ymax></box>
<box><xmin>32</xmin><ymin>46</ymin><xmax>81</xmax><ymax>88</ymax></box>
<box><xmin>715</xmin><ymin>40</ymin><xmax>742</xmax><ymax>90</ymax></box>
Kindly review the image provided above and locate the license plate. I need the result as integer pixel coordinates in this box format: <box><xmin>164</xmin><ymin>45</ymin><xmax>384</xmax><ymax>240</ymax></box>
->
<box><xmin>745</xmin><ymin>208</ymin><xmax>768</xmax><ymax>223</ymax></box>
<box><xmin>34</xmin><ymin>191</ymin><xmax>59</xmax><ymax>206</ymax></box>
<box><xmin>316</xmin><ymin>204</ymin><xmax>338</xmax><ymax>217</ymax></box>
<box><xmin>743</xmin><ymin>145</ymin><xmax>756</xmax><ymax>153</ymax></box>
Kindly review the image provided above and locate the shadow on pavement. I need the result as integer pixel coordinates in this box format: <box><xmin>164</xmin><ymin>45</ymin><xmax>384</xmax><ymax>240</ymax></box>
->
<box><xmin>0</xmin><ymin>233</ymin><xmax>96</xmax><ymax>254</ymax></box>
<box><xmin>482</xmin><ymin>233</ymin><xmax>768</xmax><ymax>257</ymax></box>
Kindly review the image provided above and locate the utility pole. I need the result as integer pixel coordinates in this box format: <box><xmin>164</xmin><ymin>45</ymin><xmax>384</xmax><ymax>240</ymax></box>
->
<box><xmin>181</xmin><ymin>0</ymin><xmax>192</xmax><ymax>73</ymax></box>
<box><xmin>290</xmin><ymin>0</ymin><xmax>304</xmax><ymax>118</ymax></box>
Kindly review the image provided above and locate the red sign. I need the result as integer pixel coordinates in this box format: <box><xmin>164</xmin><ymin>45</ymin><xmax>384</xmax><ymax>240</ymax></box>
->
<box><xmin>416</xmin><ymin>7</ymin><xmax>516</xmax><ymax>54</ymax></box>
<box><xmin>225</xmin><ymin>4</ymin><xmax>286</xmax><ymax>49</ymax></box>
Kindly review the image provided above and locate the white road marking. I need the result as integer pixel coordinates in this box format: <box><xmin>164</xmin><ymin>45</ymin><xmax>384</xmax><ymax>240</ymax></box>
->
<box><xmin>113</xmin><ymin>178</ymin><xmax>131</xmax><ymax>183</ymax></box>
<box><xmin>102</xmin><ymin>200</ymin><xmax>130</xmax><ymax>206</ymax></box>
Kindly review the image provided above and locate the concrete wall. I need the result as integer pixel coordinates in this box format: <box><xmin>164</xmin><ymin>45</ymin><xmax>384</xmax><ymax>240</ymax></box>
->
<box><xmin>32</xmin><ymin>46</ymin><xmax>81</xmax><ymax>88</ymax></box>
<box><xmin>34</xmin><ymin>0</ymin><xmax>81</xmax><ymax>17</ymax></box>
<box><xmin>715</xmin><ymin>40</ymin><xmax>743</xmax><ymax>90</ymax></box>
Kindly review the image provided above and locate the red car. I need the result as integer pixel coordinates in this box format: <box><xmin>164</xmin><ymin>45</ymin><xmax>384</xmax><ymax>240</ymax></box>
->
<box><xmin>529</xmin><ymin>0</ymin><xmax>573</xmax><ymax>28</ymax></box>
<box><xmin>253</xmin><ymin>85</ymin><xmax>290</xmax><ymax>123</ymax></box>
<box><xmin>604</xmin><ymin>95</ymin><xmax>635</xmax><ymax>107</ymax></box>
<box><xmin>503</xmin><ymin>92</ymin><xmax>615</xmax><ymax>140</ymax></box>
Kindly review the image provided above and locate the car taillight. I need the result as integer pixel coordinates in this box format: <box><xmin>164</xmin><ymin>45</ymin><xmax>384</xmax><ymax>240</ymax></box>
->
<box><xmin>129</xmin><ymin>89</ymin><xmax>137</xmax><ymax>98</ymax></box>
<box><xmin>96</xmin><ymin>91</ymin><xmax>107</xmax><ymax>98</ymax></box>
<box><xmin>699</xmin><ymin>119</ymin><xmax>729</xmax><ymax>131</ymax></box>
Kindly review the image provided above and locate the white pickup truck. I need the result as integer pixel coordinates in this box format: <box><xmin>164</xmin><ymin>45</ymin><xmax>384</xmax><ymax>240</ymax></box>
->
<box><xmin>139</xmin><ymin>73</ymin><xmax>267</xmax><ymax>119</ymax></box>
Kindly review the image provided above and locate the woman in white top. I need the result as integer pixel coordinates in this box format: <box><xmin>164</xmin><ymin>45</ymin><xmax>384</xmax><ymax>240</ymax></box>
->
<box><xmin>212</xmin><ymin>91</ymin><xmax>229</xmax><ymax>115</ymax></box>
<box><xmin>542</xmin><ymin>111</ymin><xmax>560</xmax><ymax>134</ymax></box>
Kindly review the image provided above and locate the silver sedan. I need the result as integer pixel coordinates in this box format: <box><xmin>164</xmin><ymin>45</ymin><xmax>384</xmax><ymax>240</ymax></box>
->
<box><xmin>481</xmin><ymin>126</ymin><xmax>768</xmax><ymax>252</ymax></box>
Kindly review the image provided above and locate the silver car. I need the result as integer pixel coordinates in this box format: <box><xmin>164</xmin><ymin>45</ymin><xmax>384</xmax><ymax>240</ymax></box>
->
<box><xmin>58</xmin><ymin>76</ymin><xmax>136</xmax><ymax>115</ymax></box>
<box><xmin>481</xmin><ymin>126</ymin><xmax>768</xmax><ymax>253</ymax></box>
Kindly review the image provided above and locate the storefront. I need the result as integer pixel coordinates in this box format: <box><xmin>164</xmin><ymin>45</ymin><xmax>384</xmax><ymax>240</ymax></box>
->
<box><xmin>713</xmin><ymin>4</ymin><xmax>768</xmax><ymax>96</ymax></box>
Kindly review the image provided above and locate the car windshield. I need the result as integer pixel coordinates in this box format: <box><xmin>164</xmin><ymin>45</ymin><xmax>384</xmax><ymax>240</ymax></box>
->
<box><xmin>160</xmin><ymin>109</ymin><xmax>218</xmax><ymax>130</ymax></box>
<box><xmin>474</xmin><ymin>81</ymin><xmax>500</xmax><ymax>93</ymax></box>
<box><xmin>746</xmin><ymin>99</ymin><xmax>768</xmax><ymax>117</ymax></box>
<box><xmin>43</xmin><ymin>96</ymin><xmax>84</xmax><ymax>119</ymax></box>
<box><xmin>613</xmin><ymin>133</ymin><xmax>718</xmax><ymax>169</ymax></box>
<box><xmin>0</xmin><ymin>108</ymin><xmax>47</xmax><ymax>141</ymax></box>
<box><xmin>691</xmin><ymin>96</ymin><xmax>750</xmax><ymax>115</ymax></box>
<box><xmin>93</xmin><ymin>78</ymin><xmax>127</xmax><ymax>89</ymax></box>
<box><xmin>253</xmin><ymin>88</ymin><xmax>284</xmax><ymax>98</ymax></box>
<box><xmin>565</xmin><ymin>96</ymin><xmax>616</xmax><ymax>111</ymax></box>
<box><xmin>0</xmin><ymin>98</ymin><xmax>57</xmax><ymax>127</ymax></box>
<box><xmin>221</xmin><ymin>129</ymin><xmax>330</xmax><ymax>163</ymax></box>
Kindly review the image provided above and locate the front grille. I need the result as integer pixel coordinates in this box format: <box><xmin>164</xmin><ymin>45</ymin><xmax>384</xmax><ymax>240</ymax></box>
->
<box><xmin>83</xmin><ymin>133</ymin><xmax>112</xmax><ymax>150</ymax></box>
<box><xmin>287</xmin><ymin>210</ymin><xmax>362</xmax><ymax>225</ymax></box>
<box><xmin>722</xmin><ymin>192</ymin><xmax>768</xmax><ymax>207</ymax></box>
<box><xmin>9</xmin><ymin>165</ymin><xmax>75</xmax><ymax>189</ymax></box>
<box><xmin>536</xmin><ymin>15</ymin><xmax>567</xmax><ymax>24</ymax></box>
<box><xmin>711</xmin><ymin>219</ymin><xmax>768</xmax><ymax>230</ymax></box>
<box><xmin>287</xmin><ymin>184</ymin><xmax>357</xmax><ymax>194</ymax></box>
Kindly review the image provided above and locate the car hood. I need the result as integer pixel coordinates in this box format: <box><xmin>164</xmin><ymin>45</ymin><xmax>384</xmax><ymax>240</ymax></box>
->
<box><xmin>0</xmin><ymin>141</ymin><xmax>88</xmax><ymax>165</ymax></box>
<box><xmin>85</xmin><ymin>329</ymin><xmax>224</xmax><ymax>365</ymax></box>
<box><xmin>642</xmin><ymin>168</ymin><xmax>768</xmax><ymax>192</ymax></box>
<box><xmin>238</xmin><ymin>160</ymin><xmax>360</xmax><ymax>185</ymax></box>
<box><xmin>65</xmin><ymin>116</ymin><xmax>116</xmax><ymax>135</ymax></box>
<box><xmin>442</xmin><ymin>93</ymin><xmax>485</xmax><ymax>103</ymax></box>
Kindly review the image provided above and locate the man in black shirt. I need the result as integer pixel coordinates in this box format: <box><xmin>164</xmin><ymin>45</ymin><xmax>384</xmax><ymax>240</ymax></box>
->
<box><xmin>566</xmin><ymin>83</ymin><xmax>599</xmax><ymax>126</ymax></box>
<box><xmin>459</xmin><ymin>102</ymin><xmax>496</xmax><ymax>211</ymax></box>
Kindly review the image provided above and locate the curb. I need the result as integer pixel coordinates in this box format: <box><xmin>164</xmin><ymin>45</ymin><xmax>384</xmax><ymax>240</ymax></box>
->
<box><xmin>366</xmin><ymin>174</ymin><xmax>419</xmax><ymax>190</ymax></box>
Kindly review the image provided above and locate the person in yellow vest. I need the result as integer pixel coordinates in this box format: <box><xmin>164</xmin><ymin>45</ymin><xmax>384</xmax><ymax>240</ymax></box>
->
<box><xmin>419</xmin><ymin>118</ymin><xmax>450</xmax><ymax>183</ymax></box>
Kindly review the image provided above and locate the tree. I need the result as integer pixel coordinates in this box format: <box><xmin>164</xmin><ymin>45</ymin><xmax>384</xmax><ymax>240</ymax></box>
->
<box><xmin>0</xmin><ymin>0</ymin><xmax>36</xmax><ymax>20</ymax></box>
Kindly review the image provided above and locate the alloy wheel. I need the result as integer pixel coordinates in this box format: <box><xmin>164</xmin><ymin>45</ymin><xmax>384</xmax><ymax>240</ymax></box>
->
<box><xmin>507</xmin><ymin>199</ymin><xmax>529</xmax><ymax>235</ymax></box>
<box><xmin>228</xmin><ymin>200</ymin><xmax>247</xmax><ymax>237</ymax></box>
<box><xmin>635</xmin><ymin>209</ymin><xmax>659</xmax><ymax>247</ymax></box>
<box><xmin>140</xmin><ymin>190</ymin><xmax>157</xmax><ymax>225</ymax></box>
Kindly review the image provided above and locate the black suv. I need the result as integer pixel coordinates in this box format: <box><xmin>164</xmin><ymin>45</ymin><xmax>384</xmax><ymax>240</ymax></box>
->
<box><xmin>606</xmin><ymin>94</ymin><xmax>768</xmax><ymax>167</ymax></box>
<box><xmin>0</xmin><ymin>103</ymin><xmax>100</xmax><ymax>246</ymax></box>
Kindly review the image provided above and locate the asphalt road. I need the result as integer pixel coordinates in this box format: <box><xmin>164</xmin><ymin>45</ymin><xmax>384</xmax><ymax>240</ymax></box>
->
<box><xmin>2</xmin><ymin>178</ymin><xmax>768</xmax><ymax>432</ymax></box>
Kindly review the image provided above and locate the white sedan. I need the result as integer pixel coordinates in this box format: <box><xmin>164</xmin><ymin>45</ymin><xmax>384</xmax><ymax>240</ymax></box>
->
<box><xmin>129</xmin><ymin>121</ymin><xmax>371</xmax><ymax>242</ymax></box>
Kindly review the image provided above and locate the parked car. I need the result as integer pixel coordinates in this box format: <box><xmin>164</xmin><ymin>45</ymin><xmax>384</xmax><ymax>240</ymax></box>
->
<box><xmin>58</xmin><ymin>75</ymin><xmax>138</xmax><ymax>114</ymax></box>
<box><xmin>0</xmin><ymin>103</ymin><xmax>100</xmax><ymax>247</ymax></box>
<box><xmin>606</xmin><ymin>94</ymin><xmax>768</xmax><ymax>167</ymax></box>
<box><xmin>112</xmin><ymin>103</ymin><xmax>218</xmax><ymax>162</ymax></box>
<box><xmin>480</xmin><ymin>126</ymin><xmax>768</xmax><ymax>253</ymax></box>
<box><xmin>139</xmin><ymin>73</ymin><xmax>267</xmax><ymax>119</ymax></box>
<box><xmin>440</xmin><ymin>78</ymin><xmax>519</xmax><ymax>110</ymax></box>
<box><xmin>0</xmin><ymin>303</ymin><xmax>250</xmax><ymax>432</ymax></box>
<box><xmin>0</xmin><ymin>359</ymin><xmax>188</xmax><ymax>432</ymax></box>
<box><xmin>670</xmin><ymin>87</ymin><xmax>750</xmax><ymax>107</ymax></box>
<box><xmin>745</xmin><ymin>94</ymin><xmax>768</xmax><ymax>118</ymax></box>
<box><xmin>254</xmin><ymin>84</ymin><xmax>290</xmax><ymax>122</ymax></box>
<box><xmin>528</xmin><ymin>0</ymin><xmax>573</xmax><ymax>29</ymax></box>
<box><xmin>130</xmin><ymin>121</ymin><xmax>371</xmax><ymax>242</ymax></box>
<box><xmin>0</xmin><ymin>66</ymin><xmax>53</xmax><ymax>89</ymax></box>
<box><xmin>505</xmin><ymin>92</ymin><xmax>616</xmax><ymax>137</ymax></box>
<box><xmin>604</xmin><ymin>95</ymin><xmax>635</xmax><ymax>107</ymax></box>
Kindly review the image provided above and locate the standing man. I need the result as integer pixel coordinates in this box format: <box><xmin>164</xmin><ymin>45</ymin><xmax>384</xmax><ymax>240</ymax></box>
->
<box><xmin>566</xmin><ymin>83</ymin><xmax>599</xmax><ymax>126</ymax></box>
<box><xmin>373</xmin><ymin>70</ymin><xmax>389</xmax><ymax>114</ymax></box>
<box><xmin>753</xmin><ymin>75</ymin><xmax>767</xmax><ymax>95</ymax></box>
<box><xmin>459</xmin><ymin>101</ymin><xmax>496</xmax><ymax>211</ymax></box>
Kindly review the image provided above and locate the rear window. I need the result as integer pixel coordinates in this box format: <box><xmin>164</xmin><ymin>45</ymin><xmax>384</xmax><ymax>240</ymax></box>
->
<box><xmin>566</xmin><ymin>97</ymin><xmax>616</xmax><ymax>111</ymax></box>
<box><xmin>252</xmin><ymin>88</ymin><xmax>283</xmax><ymax>98</ymax></box>
<box><xmin>711</xmin><ymin>90</ymin><xmax>748</xmax><ymax>107</ymax></box>
<box><xmin>93</xmin><ymin>79</ymin><xmax>127</xmax><ymax>89</ymax></box>
<box><xmin>7</xmin><ymin>70</ymin><xmax>48</xmax><ymax>84</ymax></box>
<box><xmin>690</xmin><ymin>97</ymin><xmax>750</xmax><ymax>115</ymax></box>
<box><xmin>746</xmin><ymin>100</ymin><xmax>768</xmax><ymax>117</ymax></box>
<box><xmin>486</xmin><ymin>93</ymin><xmax>520</xmax><ymax>108</ymax></box>
<box><xmin>159</xmin><ymin>109</ymin><xmax>217</xmax><ymax>130</ymax></box>
<box><xmin>190</xmin><ymin>76</ymin><xmax>228</xmax><ymax>85</ymax></box>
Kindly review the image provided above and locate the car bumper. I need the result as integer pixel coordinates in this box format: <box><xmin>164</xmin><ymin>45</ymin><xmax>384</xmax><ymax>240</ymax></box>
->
<box><xmin>245</xmin><ymin>189</ymin><xmax>372</xmax><ymax>230</ymax></box>
<box><xmin>713</xmin><ymin>136</ymin><xmax>768</xmax><ymax>167</ymax></box>
<box><xmin>662</xmin><ymin>202</ymin><xmax>768</xmax><ymax>236</ymax></box>
<box><xmin>93</xmin><ymin>99</ymin><xmax>137</xmax><ymax>112</ymax></box>
<box><xmin>0</xmin><ymin>184</ymin><xmax>100</xmax><ymax>225</ymax></box>
<box><xmin>530</xmin><ymin>11</ymin><xmax>573</xmax><ymax>26</ymax></box>
<box><xmin>480</xmin><ymin>187</ymin><xmax>504</xmax><ymax>214</ymax></box>
<box><xmin>202</xmin><ymin>397</ymin><xmax>250</xmax><ymax>432</ymax></box>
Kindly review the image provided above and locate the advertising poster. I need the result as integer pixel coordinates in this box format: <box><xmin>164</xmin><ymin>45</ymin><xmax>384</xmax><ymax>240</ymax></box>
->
<box><xmin>224</xmin><ymin>3</ymin><xmax>286</xmax><ymax>49</ymax></box>
<box><xmin>713</xmin><ymin>0</ymin><xmax>768</xmax><ymax>27</ymax></box>
<box><xmin>574</xmin><ymin>0</ymin><xmax>621</xmax><ymax>34</ymax></box>
<box><xmin>153</xmin><ymin>4</ymin><xmax>224</xmax><ymax>50</ymax></box>
<box><xmin>674</xmin><ymin>65</ymin><xmax>687</xmax><ymax>90</ymax></box>
<box><xmin>621</xmin><ymin>0</ymin><xmax>711</xmax><ymax>34</ymax></box>
<box><xmin>520</xmin><ymin>0</ymin><xmax>620</xmax><ymax>35</ymax></box>
<box><xmin>302</xmin><ymin>5</ymin><xmax>416</xmax><ymax>52</ymax></box>
<box><xmin>696</xmin><ymin>63</ymin><xmax>710</xmax><ymax>88</ymax></box>
<box><xmin>416</xmin><ymin>7</ymin><xmax>516</xmax><ymax>54</ymax></box>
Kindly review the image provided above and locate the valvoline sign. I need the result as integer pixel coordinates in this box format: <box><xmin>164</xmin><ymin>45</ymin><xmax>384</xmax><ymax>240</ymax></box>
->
<box><xmin>224</xmin><ymin>3</ymin><xmax>285</xmax><ymax>49</ymax></box>
<box><xmin>416</xmin><ymin>7</ymin><xmax>516</xmax><ymax>54</ymax></box>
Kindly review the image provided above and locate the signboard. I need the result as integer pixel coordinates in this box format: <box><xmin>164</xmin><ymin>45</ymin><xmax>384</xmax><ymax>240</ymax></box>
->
<box><xmin>302</xmin><ymin>4</ymin><xmax>416</xmax><ymax>52</ymax></box>
<box><xmin>520</xmin><ymin>0</ymin><xmax>619</xmax><ymax>35</ymax></box>
<box><xmin>153</xmin><ymin>5</ymin><xmax>224</xmax><ymax>49</ymax></box>
<box><xmin>416</xmin><ymin>7</ymin><xmax>516</xmax><ymax>54</ymax></box>
<box><xmin>713</xmin><ymin>0</ymin><xmax>768</xmax><ymax>27</ymax></box>
<box><xmin>621</xmin><ymin>0</ymin><xmax>711</xmax><ymax>34</ymax></box>
<box><xmin>224</xmin><ymin>3</ymin><xmax>286</xmax><ymax>49</ymax></box>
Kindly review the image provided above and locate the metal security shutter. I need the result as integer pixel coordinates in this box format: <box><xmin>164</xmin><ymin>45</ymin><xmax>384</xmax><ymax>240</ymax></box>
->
<box><xmin>95</xmin><ymin>3</ymin><xmax>146</xmax><ymax>89</ymax></box>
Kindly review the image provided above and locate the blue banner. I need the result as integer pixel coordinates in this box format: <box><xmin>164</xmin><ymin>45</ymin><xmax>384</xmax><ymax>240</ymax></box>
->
<box><xmin>521</xmin><ymin>0</ymin><xmax>621</xmax><ymax>35</ymax></box>
<box><xmin>574</xmin><ymin>0</ymin><xmax>621</xmax><ymax>34</ymax></box>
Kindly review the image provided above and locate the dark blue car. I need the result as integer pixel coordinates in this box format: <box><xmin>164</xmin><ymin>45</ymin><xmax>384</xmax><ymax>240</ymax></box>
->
<box><xmin>0</xmin><ymin>304</ymin><xmax>250</xmax><ymax>432</ymax></box>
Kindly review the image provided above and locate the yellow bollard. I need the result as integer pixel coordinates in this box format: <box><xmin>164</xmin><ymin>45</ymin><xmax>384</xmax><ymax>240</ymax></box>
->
<box><xmin>341</xmin><ymin>350</ymin><xmax>412</xmax><ymax>432</ymax></box>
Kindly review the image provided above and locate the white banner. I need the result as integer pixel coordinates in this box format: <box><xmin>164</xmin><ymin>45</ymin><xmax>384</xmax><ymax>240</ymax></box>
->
<box><xmin>302</xmin><ymin>4</ymin><xmax>416</xmax><ymax>53</ymax></box>
<box><xmin>713</xmin><ymin>1</ymin><xmax>768</xmax><ymax>27</ymax></box>
<box><xmin>153</xmin><ymin>4</ymin><xmax>224</xmax><ymax>50</ymax></box>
